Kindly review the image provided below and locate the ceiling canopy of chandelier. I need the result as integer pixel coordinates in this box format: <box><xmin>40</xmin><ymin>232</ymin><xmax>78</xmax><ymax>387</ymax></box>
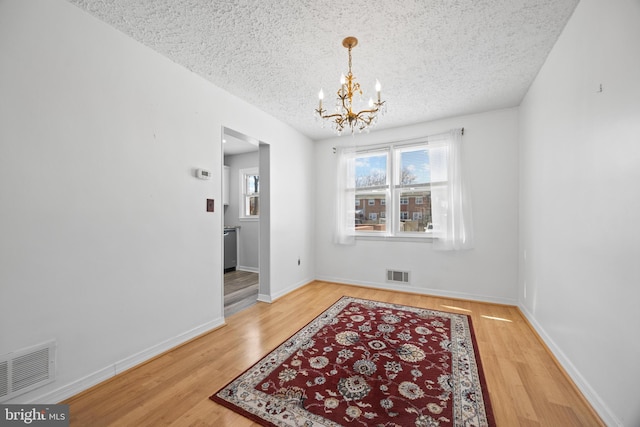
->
<box><xmin>315</xmin><ymin>37</ymin><xmax>386</xmax><ymax>135</ymax></box>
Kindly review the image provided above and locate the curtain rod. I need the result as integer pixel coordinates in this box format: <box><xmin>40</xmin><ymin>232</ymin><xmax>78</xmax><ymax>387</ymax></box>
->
<box><xmin>332</xmin><ymin>127</ymin><xmax>464</xmax><ymax>154</ymax></box>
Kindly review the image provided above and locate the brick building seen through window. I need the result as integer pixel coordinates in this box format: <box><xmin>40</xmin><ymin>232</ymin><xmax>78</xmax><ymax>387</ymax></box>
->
<box><xmin>355</xmin><ymin>192</ymin><xmax>433</xmax><ymax>232</ymax></box>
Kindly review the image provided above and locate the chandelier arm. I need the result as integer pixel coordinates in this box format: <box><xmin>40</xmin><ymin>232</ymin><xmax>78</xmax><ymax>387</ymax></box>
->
<box><xmin>338</xmin><ymin>90</ymin><xmax>353</xmax><ymax>116</ymax></box>
<box><xmin>319</xmin><ymin>112</ymin><xmax>346</xmax><ymax>120</ymax></box>
<box><xmin>354</xmin><ymin>108</ymin><xmax>380</xmax><ymax>117</ymax></box>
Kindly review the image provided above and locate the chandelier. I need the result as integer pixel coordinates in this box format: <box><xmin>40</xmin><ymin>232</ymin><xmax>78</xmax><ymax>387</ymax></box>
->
<box><xmin>315</xmin><ymin>37</ymin><xmax>386</xmax><ymax>135</ymax></box>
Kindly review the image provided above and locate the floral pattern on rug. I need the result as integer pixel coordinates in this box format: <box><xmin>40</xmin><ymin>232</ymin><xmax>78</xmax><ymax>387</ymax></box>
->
<box><xmin>211</xmin><ymin>296</ymin><xmax>494</xmax><ymax>427</ymax></box>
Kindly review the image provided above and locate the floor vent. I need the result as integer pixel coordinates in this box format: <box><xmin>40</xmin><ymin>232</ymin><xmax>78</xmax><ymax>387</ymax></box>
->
<box><xmin>387</xmin><ymin>269</ymin><xmax>410</xmax><ymax>284</ymax></box>
<box><xmin>0</xmin><ymin>341</ymin><xmax>56</xmax><ymax>402</ymax></box>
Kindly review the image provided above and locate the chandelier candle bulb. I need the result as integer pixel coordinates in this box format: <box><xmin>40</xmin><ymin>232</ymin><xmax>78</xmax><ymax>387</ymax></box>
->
<box><xmin>376</xmin><ymin>79</ymin><xmax>381</xmax><ymax>101</ymax></box>
<box><xmin>318</xmin><ymin>89</ymin><xmax>324</xmax><ymax>108</ymax></box>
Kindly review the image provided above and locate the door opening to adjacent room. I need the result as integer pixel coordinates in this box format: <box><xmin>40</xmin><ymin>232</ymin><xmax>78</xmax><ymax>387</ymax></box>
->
<box><xmin>222</xmin><ymin>128</ymin><xmax>270</xmax><ymax>317</ymax></box>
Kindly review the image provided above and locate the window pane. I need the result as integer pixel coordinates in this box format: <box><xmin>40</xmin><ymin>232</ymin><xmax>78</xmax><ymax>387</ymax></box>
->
<box><xmin>355</xmin><ymin>193</ymin><xmax>386</xmax><ymax>232</ymax></box>
<box><xmin>356</xmin><ymin>153</ymin><xmax>387</xmax><ymax>189</ymax></box>
<box><xmin>428</xmin><ymin>145</ymin><xmax>448</xmax><ymax>183</ymax></box>
<box><xmin>246</xmin><ymin>196</ymin><xmax>259</xmax><ymax>216</ymax></box>
<box><xmin>398</xmin><ymin>189</ymin><xmax>432</xmax><ymax>233</ymax></box>
<box><xmin>241</xmin><ymin>168</ymin><xmax>259</xmax><ymax>218</ymax></box>
<box><xmin>398</xmin><ymin>146</ymin><xmax>430</xmax><ymax>186</ymax></box>
<box><xmin>246</xmin><ymin>175</ymin><xmax>259</xmax><ymax>194</ymax></box>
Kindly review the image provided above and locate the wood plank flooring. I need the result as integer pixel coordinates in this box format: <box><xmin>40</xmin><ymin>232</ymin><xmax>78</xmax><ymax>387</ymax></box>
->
<box><xmin>223</xmin><ymin>270</ymin><xmax>259</xmax><ymax>296</ymax></box>
<box><xmin>63</xmin><ymin>281</ymin><xmax>605</xmax><ymax>426</ymax></box>
<box><xmin>224</xmin><ymin>270</ymin><xmax>259</xmax><ymax>317</ymax></box>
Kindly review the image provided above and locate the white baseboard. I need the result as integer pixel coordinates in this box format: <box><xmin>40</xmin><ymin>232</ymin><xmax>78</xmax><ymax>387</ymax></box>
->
<box><xmin>314</xmin><ymin>275</ymin><xmax>517</xmax><ymax>306</ymax></box>
<box><xmin>237</xmin><ymin>265</ymin><xmax>259</xmax><ymax>273</ymax></box>
<box><xmin>518</xmin><ymin>305</ymin><xmax>619</xmax><ymax>426</ymax></box>
<box><xmin>256</xmin><ymin>278</ymin><xmax>314</xmax><ymax>305</ymax></box>
<box><xmin>257</xmin><ymin>293</ymin><xmax>272</xmax><ymax>303</ymax></box>
<box><xmin>26</xmin><ymin>316</ymin><xmax>225</xmax><ymax>404</ymax></box>
<box><xmin>269</xmin><ymin>278</ymin><xmax>314</xmax><ymax>302</ymax></box>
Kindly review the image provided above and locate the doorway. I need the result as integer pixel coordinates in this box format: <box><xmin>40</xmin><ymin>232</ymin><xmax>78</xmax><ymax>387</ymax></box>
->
<box><xmin>222</xmin><ymin>128</ymin><xmax>270</xmax><ymax>317</ymax></box>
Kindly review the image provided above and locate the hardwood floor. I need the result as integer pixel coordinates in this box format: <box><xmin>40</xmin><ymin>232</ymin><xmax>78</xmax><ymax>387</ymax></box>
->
<box><xmin>64</xmin><ymin>281</ymin><xmax>604</xmax><ymax>426</ymax></box>
<box><xmin>224</xmin><ymin>270</ymin><xmax>259</xmax><ymax>317</ymax></box>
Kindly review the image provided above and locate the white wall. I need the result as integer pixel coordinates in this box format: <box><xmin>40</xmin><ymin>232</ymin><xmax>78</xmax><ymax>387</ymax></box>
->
<box><xmin>0</xmin><ymin>0</ymin><xmax>314</xmax><ymax>403</ymax></box>
<box><xmin>518</xmin><ymin>0</ymin><xmax>640</xmax><ymax>425</ymax></box>
<box><xmin>224</xmin><ymin>151</ymin><xmax>259</xmax><ymax>271</ymax></box>
<box><xmin>315</xmin><ymin>108</ymin><xmax>519</xmax><ymax>304</ymax></box>
<box><xmin>266</xmin><ymin>134</ymin><xmax>316</xmax><ymax>300</ymax></box>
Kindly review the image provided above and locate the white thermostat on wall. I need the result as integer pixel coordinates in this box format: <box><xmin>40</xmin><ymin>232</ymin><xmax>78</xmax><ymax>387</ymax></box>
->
<box><xmin>196</xmin><ymin>168</ymin><xmax>212</xmax><ymax>180</ymax></box>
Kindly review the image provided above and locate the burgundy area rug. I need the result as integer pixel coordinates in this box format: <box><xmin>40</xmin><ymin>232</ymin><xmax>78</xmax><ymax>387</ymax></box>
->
<box><xmin>210</xmin><ymin>296</ymin><xmax>495</xmax><ymax>426</ymax></box>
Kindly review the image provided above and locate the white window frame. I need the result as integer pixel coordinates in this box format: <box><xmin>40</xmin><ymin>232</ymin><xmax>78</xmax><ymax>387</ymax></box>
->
<box><xmin>351</xmin><ymin>139</ymin><xmax>445</xmax><ymax>240</ymax></box>
<box><xmin>239</xmin><ymin>167</ymin><xmax>259</xmax><ymax>220</ymax></box>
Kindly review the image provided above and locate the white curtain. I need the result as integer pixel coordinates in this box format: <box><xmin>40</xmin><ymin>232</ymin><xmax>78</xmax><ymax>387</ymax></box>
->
<box><xmin>431</xmin><ymin>128</ymin><xmax>474</xmax><ymax>250</ymax></box>
<box><xmin>333</xmin><ymin>147</ymin><xmax>356</xmax><ymax>245</ymax></box>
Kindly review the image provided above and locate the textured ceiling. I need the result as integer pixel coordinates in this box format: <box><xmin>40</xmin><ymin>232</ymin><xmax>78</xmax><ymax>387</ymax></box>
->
<box><xmin>67</xmin><ymin>0</ymin><xmax>579</xmax><ymax>141</ymax></box>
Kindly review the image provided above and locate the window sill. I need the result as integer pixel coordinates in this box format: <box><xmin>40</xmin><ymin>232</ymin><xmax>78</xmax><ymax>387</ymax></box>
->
<box><xmin>355</xmin><ymin>234</ymin><xmax>434</xmax><ymax>243</ymax></box>
<box><xmin>239</xmin><ymin>217</ymin><xmax>259</xmax><ymax>222</ymax></box>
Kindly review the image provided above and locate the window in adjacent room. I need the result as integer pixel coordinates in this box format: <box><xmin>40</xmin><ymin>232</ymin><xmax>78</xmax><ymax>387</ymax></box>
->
<box><xmin>240</xmin><ymin>167</ymin><xmax>259</xmax><ymax>218</ymax></box>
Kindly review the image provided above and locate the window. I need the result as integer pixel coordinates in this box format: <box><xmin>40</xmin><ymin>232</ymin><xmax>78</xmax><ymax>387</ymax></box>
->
<box><xmin>335</xmin><ymin>128</ymin><xmax>473</xmax><ymax>248</ymax></box>
<box><xmin>240</xmin><ymin>167</ymin><xmax>259</xmax><ymax>218</ymax></box>
<box><xmin>350</xmin><ymin>140</ymin><xmax>444</xmax><ymax>237</ymax></box>
<box><xmin>354</xmin><ymin>151</ymin><xmax>389</xmax><ymax>232</ymax></box>
<box><xmin>394</xmin><ymin>144</ymin><xmax>433</xmax><ymax>234</ymax></box>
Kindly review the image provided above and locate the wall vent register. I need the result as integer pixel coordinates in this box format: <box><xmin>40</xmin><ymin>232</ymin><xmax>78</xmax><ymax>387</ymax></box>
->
<box><xmin>0</xmin><ymin>340</ymin><xmax>56</xmax><ymax>402</ymax></box>
<box><xmin>386</xmin><ymin>270</ymin><xmax>410</xmax><ymax>284</ymax></box>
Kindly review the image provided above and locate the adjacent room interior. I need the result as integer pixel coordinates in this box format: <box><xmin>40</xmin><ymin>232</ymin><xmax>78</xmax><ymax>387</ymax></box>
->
<box><xmin>221</xmin><ymin>128</ymin><xmax>261</xmax><ymax>317</ymax></box>
<box><xmin>1</xmin><ymin>1</ymin><xmax>638</xmax><ymax>426</ymax></box>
